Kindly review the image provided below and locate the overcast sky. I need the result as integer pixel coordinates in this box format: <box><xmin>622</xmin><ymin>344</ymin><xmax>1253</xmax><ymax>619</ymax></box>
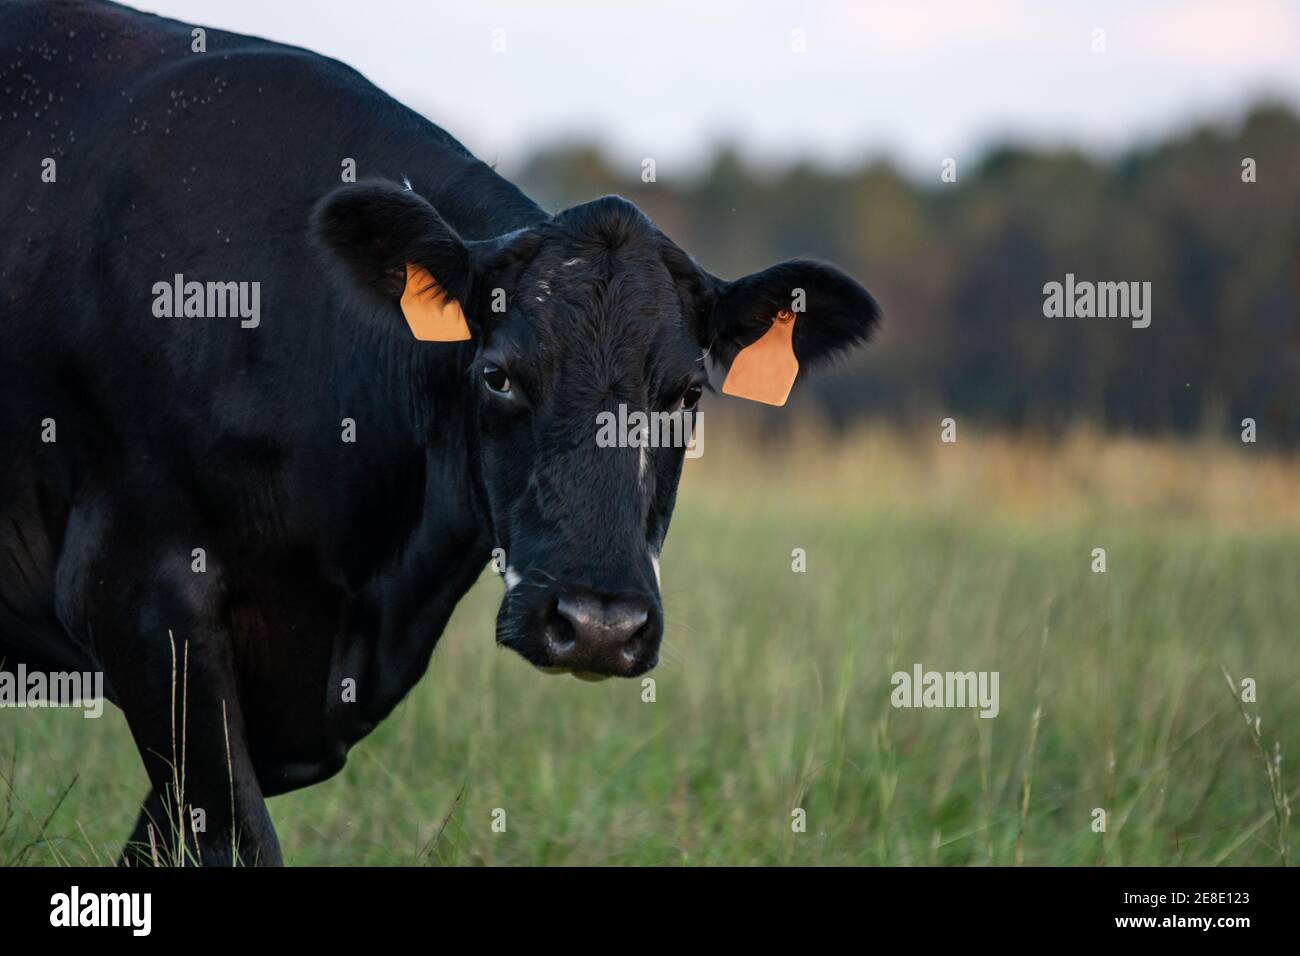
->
<box><xmin>136</xmin><ymin>0</ymin><xmax>1300</xmax><ymax>178</ymax></box>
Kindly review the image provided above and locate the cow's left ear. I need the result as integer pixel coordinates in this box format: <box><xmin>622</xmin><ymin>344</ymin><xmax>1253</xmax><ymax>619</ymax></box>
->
<box><xmin>697</xmin><ymin>259</ymin><xmax>881</xmax><ymax>406</ymax></box>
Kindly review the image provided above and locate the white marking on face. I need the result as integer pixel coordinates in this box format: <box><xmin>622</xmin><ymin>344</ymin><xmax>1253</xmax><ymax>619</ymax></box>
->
<box><xmin>639</xmin><ymin>444</ymin><xmax>648</xmax><ymax>481</ymax></box>
<box><xmin>650</xmin><ymin>551</ymin><xmax>661</xmax><ymax>587</ymax></box>
<box><xmin>504</xmin><ymin>566</ymin><xmax>521</xmax><ymax>591</ymax></box>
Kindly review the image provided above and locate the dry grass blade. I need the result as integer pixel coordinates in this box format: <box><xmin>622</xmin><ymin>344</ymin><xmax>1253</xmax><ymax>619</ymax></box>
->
<box><xmin>422</xmin><ymin>783</ymin><xmax>467</xmax><ymax>860</ymax></box>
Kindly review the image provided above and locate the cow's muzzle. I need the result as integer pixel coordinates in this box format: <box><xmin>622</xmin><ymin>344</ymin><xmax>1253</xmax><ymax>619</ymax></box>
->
<box><xmin>503</xmin><ymin>585</ymin><xmax>661</xmax><ymax>680</ymax></box>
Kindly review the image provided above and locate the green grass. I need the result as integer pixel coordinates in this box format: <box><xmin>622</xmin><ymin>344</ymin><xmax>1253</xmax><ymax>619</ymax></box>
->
<box><xmin>2</xmin><ymin>430</ymin><xmax>1297</xmax><ymax>865</ymax></box>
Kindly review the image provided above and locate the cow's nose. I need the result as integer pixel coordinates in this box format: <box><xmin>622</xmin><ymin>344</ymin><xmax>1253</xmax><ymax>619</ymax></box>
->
<box><xmin>547</xmin><ymin>590</ymin><xmax>656</xmax><ymax>677</ymax></box>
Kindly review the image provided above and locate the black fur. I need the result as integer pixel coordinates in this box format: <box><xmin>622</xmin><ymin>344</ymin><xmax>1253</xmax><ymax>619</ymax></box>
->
<box><xmin>0</xmin><ymin>0</ymin><xmax>879</xmax><ymax>864</ymax></box>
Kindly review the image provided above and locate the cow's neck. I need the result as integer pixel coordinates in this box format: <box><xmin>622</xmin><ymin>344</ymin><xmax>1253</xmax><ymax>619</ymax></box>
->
<box><xmin>332</xmin><ymin>158</ymin><xmax>545</xmax><ymax>730</ymax></box>
<box><xmin>415</xmin><ymin>153</ymin><xmax>550</xmax><ymax>241</ymax></box>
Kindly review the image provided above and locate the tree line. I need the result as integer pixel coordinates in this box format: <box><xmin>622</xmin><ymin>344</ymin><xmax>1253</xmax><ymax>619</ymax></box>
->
<box><xmin>515</xmin><ymin>104</ymin><xmax>1300</xmax><ymax>439</ymax></box>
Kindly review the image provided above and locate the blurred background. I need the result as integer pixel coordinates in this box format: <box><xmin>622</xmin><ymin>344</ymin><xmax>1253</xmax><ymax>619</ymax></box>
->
<box><xmin>4</xmin><ymin>1</ymin><xmax>1298</xmax><ymax>866</ymax></box>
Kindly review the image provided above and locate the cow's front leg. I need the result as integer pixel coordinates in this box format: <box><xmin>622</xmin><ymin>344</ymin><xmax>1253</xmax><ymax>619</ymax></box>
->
<box><xmin>90</xmin><ymin>551</ymin><xmax>282</xmax><ymax>866</ymax></box>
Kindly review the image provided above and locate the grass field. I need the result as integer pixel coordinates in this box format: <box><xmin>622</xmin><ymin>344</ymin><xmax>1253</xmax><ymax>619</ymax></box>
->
<box><xmin>2</xmin><ymin>421</ymin><xmax>1297</xmax><ymax>865</ymax></box>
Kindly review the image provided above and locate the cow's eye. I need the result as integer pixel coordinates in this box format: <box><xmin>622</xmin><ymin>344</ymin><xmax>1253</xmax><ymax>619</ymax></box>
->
<box><xmin>679</xmin><ymin>383</ymin><xmax>703</xmax><ymax>411</ymax></box>
<box><xmin>482</xmin><ymin>364</ymin><xmax>511</xmax><ymax>396</ymax></box>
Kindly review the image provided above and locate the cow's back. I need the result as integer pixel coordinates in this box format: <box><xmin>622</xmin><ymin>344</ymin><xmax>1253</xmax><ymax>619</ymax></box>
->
<box><xmin>0</xmin><ymin>0</ymin><xmax>505</xmax><ymax>676</ymax></box>
<box><xmin>1</xmin><ymin>0</ymin><xmax>472</xmax><ymax>379</ymax></box>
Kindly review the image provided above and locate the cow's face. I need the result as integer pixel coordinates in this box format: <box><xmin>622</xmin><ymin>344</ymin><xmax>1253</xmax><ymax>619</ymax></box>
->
<box><xmin>316</xmin><ymin>182</ymin><xmax>879</xmax><ymax>680</ymax></box>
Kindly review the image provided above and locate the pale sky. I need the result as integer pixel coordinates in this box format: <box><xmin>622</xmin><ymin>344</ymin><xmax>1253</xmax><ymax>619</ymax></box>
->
<box><xmin>136</xmin><ymin>0</ymin><xmax>1300</xmax><ymax>178</ymax></box>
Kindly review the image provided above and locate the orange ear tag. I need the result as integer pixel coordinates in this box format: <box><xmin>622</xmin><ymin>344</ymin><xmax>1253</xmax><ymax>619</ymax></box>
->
<box><xmin>399</xmin><ymin>262</ymin><xmax>472</xmax><ymax>342</ymax></box>
<box><xmin>721</xmin><ymin>309</ymin><xmax>799</xmax><ymax>406</ymax></box>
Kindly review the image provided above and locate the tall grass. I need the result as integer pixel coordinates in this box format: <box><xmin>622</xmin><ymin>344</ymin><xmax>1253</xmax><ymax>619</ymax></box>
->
<box><xmin>2</xmin><ymin>422</ymin><xmax>1296</xmax><ymax>865</ymax></box>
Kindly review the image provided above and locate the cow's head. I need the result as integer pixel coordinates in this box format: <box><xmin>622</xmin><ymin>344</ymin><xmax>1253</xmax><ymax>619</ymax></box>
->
<box><xmin>315</xmin><ymin>181</ymin><xmax>879</xmax><ymax>680</ymax></box>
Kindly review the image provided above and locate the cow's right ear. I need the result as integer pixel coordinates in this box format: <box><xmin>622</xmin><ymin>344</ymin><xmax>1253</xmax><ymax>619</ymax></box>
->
<box><xmin>313</xmin><ymin>181</ymin><xmax>474</xmax><ymax>341</ymax></box>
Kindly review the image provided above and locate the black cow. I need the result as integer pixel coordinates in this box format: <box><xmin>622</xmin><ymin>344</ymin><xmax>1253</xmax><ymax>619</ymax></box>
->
<box><xmin>0</xmin><ymin>0</ymin><xmax>879</xmax><ymax>864</ymax></box>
